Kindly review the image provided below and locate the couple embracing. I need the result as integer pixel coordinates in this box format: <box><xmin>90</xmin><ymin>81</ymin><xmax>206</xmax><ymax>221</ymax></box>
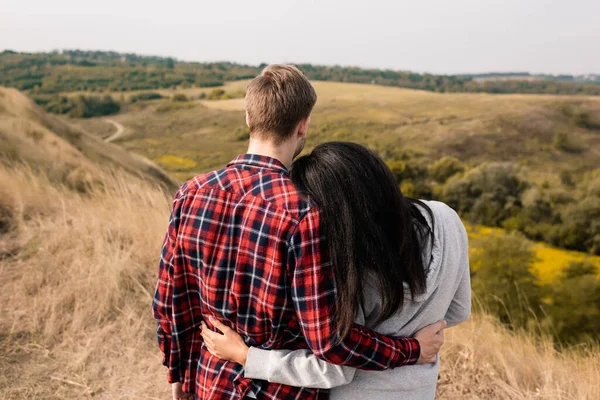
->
<box><xmin>153</xmin><ymin>64</ymin><xmax>471</xmax><ymax>400</ymax></box>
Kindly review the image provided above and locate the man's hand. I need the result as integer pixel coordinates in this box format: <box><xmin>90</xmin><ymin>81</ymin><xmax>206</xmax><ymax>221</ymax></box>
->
<box><xmin>414</xmin><ymin>320</ymin><xmax>446</xmax><ymax>364</ymax></box>
<box><xmin>172</xmin><ymin>382</ymin><xmax>193</xmax><ymax>400</ymax></box>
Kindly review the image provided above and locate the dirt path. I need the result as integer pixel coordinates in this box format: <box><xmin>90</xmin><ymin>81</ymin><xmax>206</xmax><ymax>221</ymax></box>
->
<box><xmin>104</xmin><ymin>119</ymin><xmax>125</xmax><ymax>142</ymax></box>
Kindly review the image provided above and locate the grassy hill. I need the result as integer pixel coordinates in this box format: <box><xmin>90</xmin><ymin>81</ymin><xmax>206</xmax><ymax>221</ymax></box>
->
<box><xmin>0</xmin><ymin>86</ymin><xmax>177</xmax><ymax>191</ymax></box>
<box><xmin>72</xmin><ymin>80</ymin><xmax>600</xmax><ymax>259</ymax></box>
<box><xmin>91</xmin><ymin>80</ymin><xmax>600</xmax><ymax>181</ymax></box>
<box><xmin>0</xmin><ymin>162</ymin><xmax>598</xmax><ymax>399</ymax></box>
<box><xmin>1</xmin><ymin>81</ymin><xmax>599</xmax><ymax>398</ymax></box>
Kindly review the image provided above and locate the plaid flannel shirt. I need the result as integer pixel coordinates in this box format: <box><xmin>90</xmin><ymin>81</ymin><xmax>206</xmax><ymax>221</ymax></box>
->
<box><xmin>152</xmin><ymin>154</ymin><xmax>420</xmax><ymax>400</ymax></box>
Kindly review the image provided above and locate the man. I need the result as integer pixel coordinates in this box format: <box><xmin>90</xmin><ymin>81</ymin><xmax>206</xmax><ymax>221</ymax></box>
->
<box><xmin>153</xmin><ymin>64</ymin><xmax>446</xmax><ymax>400</ymax></box>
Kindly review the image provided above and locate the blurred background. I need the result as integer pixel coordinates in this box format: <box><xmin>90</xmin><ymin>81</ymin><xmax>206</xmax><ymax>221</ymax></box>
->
<box><xmin>1</xmin><ymin>1</ymin><xmax>599</xmax><ymax>399</ymax></box>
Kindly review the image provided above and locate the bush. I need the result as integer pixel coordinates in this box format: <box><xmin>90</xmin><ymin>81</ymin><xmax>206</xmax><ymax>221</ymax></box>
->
<box><xmin>429</xmin><ymin>156</ymin><xmax>465</xmax><ymax>183</ymax></box>
<box><xmin>400</xmin><ymin>180</ymin><xmax>433</xmax><ymax>199</ymax></box>
<box><xmin>37</xmin><ymin>95</ymin><xmax>120</xmax><ymax>118</ymax></box>
<box><xmin>471</xmin><ymin>232</ymin><xmax>541</xmax><ymax>328</ymax></box>
<box><xmin>385</xmin><ymin>160</ymin><xmax>427</xmax><ymax>183</ymax></box>
<box><xmin>171</xmin><ymin>94</ymin><xmax>188</xmax><ymax>102</ymax></box>
<box><xmin>553</xmin><ymin>132</ymin><xmax>581</xmax><ymax>153</ymax></box>
<box><xmin>554</xmin><ymin>196</ymin><xmax>600</xmax><ymax>254</ymax></box>
<box><xmin>559</xmin><ymin>170</ymin><xmax>574</xmax><ymax>187</ymax></box>
<box><xmin>502</xmin><ymin>188</ymin><xmax>558</xmax><ymax>241</ymax></box>
<box><xmin>442</xmin><ymin>162</ymin><xmax>526</xmax><ymax>226</ymax></box>
<box><xmin>69</xmin><ymin>95</ymin><xmax>120</xmax><ymax>118</ymax></box>
<box><xmin>130</xmin><ymin>92</ymin><xmax>163</xmax><ymax>102</ymax></box>
<box><xmin>547</xmin><ymin>261</ymin><xmax>600</xmax><ymax>344</ymax></box>
<box><xmin>208</xmin><ymin>89</ymin><xmax>229</xmax><ymax>100</ymax></box>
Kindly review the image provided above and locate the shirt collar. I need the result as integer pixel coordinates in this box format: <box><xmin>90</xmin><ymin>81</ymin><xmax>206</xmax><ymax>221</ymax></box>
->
<box><xmin>227</xmin><ymin>154</ymin><xmax>289</xmax><ymax>175</ymax></box>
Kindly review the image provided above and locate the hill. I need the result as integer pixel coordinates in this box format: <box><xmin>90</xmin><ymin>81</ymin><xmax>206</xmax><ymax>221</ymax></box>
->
<box><xmin>94</xmin><ymin>80</ymin><xmax>600</xmax><ymax>178</ymax></box>
<box><xmin>84</xmin><ymin>80</ymin><xmax>600</xmax><ymax>254</ymax></box>
<box><xmin>0</xmin><ymin>87</ymin><xmax>177</xmax><ymax>190</ymax></box>
<box><xmin>0</xmin><ymin>161</ymin><xmax>598</xmax><ymax>399</ymax></box>
<box><xmin>2</xmin><ymin>50</ymin><xmax>600</xmax><ymax>100</ymax></box>
<box><xmin>69</xmin><ymin>80</ymin><xmax>600</xmax><ymax>345</ymax></box>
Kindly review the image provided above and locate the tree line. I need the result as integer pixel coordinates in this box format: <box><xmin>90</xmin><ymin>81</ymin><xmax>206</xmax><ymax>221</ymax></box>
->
<box><xmin>2</xmin><ymin>50</ymin><xmax>600</xmax><ymax>97</ymax></box>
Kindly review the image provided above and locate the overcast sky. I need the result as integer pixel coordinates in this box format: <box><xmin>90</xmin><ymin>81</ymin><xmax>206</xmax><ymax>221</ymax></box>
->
<box><xmin>1</xmin><ymin>0</ymin><xmax>599</xmax><ymax>75</ymax></box>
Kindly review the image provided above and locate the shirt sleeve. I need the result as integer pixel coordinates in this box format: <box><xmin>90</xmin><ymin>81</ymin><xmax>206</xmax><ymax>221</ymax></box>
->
<box><xmin>289</xmin><ymin>207</ymin><xmax>420</xmax><ymax>370</ymax></box>
<box><xmin>444</xmin><ymin>210</ymin><xmax>472</xmax><ymax>327</ymax></box>
<box><xmin>244</xmin><ymin>348</ymin><xmax>356</xmax><ymax>389</ymax></box>
<box><xmin>152</xmin><ymin>189</ymin><xmax>201</xmax><ymax>391</ymax></box>
<box><xmin>243</xmin><ymin>304</ymin><xmax>367</xmax><ymax>388</ymax></box>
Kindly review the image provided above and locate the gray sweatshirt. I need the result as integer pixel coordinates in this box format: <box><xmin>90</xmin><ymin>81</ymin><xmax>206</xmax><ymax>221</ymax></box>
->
<box><xmin>243</xmin><ymin>200</ymin><xmax>471</xmax><ymax>400</ymax></box>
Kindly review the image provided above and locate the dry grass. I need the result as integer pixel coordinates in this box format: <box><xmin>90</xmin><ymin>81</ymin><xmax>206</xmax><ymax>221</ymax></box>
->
<box><xmin>1</xmin><ymin>164</ymin><xmax>599</xmax><ymax>399</ymax></box>
<box><xmin>0</xmin><ymin>86</ymin><xmax>178</xmax><ymax>191</ymax></box>
<box><xmin>0</xmin><ymin>165</ymin><xmax>171</xmax><ymax>399</ymax></box>
<box><xmin>440</xmin><ymin>313</ymin><xmax>600</xmax><ymax>400</ymax></box>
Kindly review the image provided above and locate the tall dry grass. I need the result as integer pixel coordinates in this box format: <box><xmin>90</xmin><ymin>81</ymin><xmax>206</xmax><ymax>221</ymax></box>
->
<box><xmin>439</xmin><ymin>313</ymin><xmax>599</xmax><ymax>399</ymax></box>
<box><xmin>0</xmin><ymin>163</ymin><xmax>598</xmax><ymax>399</ymax></box>
<box><xmin>0</xmin><ymin>164</ymin><xmax>171</xmax><ymax>399</ymax></box>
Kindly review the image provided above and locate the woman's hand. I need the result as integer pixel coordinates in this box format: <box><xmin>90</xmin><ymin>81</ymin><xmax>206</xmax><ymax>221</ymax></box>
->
<box><xmin>171</xmin><ymin>383</ymin><xmax>193</xmax><ymax>400</ymax></box>
<box><xmin>200</xmin><ymin>316</ymin><xmax>250</xmax><ymax>366</ymax></box>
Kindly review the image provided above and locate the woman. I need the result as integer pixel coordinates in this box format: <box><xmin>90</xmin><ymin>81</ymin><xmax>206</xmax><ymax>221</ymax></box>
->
<box><xmin>200</xmin><ymin>142</ymin><xmax>471</xmax><ymax>399</ymax></box>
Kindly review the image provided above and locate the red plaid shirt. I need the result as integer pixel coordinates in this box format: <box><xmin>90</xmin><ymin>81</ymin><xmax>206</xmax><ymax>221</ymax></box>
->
<box><xmin>153</xmin><ymin>154</ymin><xmax>420</xmax><ymax>400</ymax></box>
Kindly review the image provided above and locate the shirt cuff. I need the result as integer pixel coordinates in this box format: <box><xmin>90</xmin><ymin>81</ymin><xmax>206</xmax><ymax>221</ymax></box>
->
<box><xmin>395</xmin><ymin>337</ymin><xmax>420</xmax><ymax>367</ymax></box>
<box><xmin>167</xmin><ymin>368</ymin><xmax>183</xmax><ymax>384</ymax></box>
<box><xmin>244</xmin><ymin>347</ymin><xmax>272</xmax><ymax>381</ymax></box>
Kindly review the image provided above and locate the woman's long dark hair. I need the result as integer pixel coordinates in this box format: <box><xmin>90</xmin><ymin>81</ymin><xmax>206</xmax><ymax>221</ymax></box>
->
<box><xmin>290</xmin><ymin>142</ymin><xmax>434</xmax><ymax>340</ymax></box>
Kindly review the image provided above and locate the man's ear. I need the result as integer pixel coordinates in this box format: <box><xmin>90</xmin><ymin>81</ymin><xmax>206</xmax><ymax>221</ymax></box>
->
<box><xmin>245</xmin><ymin>111</ymin><xmax>250</xmax><ymax>127</ymax></box>
<box><xmin>297</xmin><ymin>116</ymin><xmax>311</xmax><ymax>138</ymax></box>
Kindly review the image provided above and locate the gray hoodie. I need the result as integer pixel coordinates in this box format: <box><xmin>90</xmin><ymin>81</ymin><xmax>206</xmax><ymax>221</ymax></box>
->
<box><xmin>244</xmin><ymin>200</ymin><xmax>471</xmax><ymax>400</ymax></box>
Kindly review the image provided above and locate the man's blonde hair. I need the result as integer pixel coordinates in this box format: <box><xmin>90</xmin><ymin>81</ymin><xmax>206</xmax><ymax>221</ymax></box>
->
<box><xmin>245</xmin><ymin>64</ymin><xmax>317</xmax><ymax>143</ymax></box>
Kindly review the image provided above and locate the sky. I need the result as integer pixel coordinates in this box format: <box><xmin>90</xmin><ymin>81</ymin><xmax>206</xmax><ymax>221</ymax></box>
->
<box><xmin>1</xmin><ymin>0</ymin><xmax>599</xmax><ymax>75</ymax></box>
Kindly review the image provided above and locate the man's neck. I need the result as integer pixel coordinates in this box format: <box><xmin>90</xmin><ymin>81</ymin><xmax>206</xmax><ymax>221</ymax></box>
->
<box><xmin>246</xmin><ymin>138</ymin><xmax>294</xmax><ymax>169</ymax></box>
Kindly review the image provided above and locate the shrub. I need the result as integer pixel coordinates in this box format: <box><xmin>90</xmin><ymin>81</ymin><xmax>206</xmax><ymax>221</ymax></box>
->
<box><xmin>555</xmin><ymin>196</ymin><xmax>600</xmax><ymax>254</ymax></box>
<box><xmin>471</xmin><ymin>232</ymin><xmax>541</xmax><ymax>328</ymax></box>
<box><xmin>171</xmin><ymin>94</ymin><xmax>189</xmax><ymax>102</ymax></box>
<box><xmin>69</xmin><ymin>95</ymin><xmax>120</xmax><ymax>118</ymax></box>
<box><xmin>559</xmin><ymin>170</ymin><xmax>574</xmax><ymax>187</ymax></box>
<box><xmin>208</xmin><ymin>89</ymin><xmax>228</xmax><ymax>100</ymax></box>
<box><xmin>385</xmin><ymin>159</ymin><xmax>427</xmax><ymax>183</ymax></box>
<box><xmin>429</xmin><ymin>156</ymin><xmax>465</xmax><ymax>183</ymax></box>
<box><xmin>547</xmin><ymin>261</ymin><xmax>600</xmax><ymax>344</ymax></box>
<box><xmin>130</xmin><ymin>92</ymin><xmax>163</xmax><ymax>102</ymax></box>
<box><xmin>442</xmin><ymin>162</ymin><xmax>526</xmax><ymax>226</ymax></box>
<box><xmin>36</xmin><ymin>95</ymin><xmax>120</xmax><ymax>118</ymax></box>
<box><xmin>400</xmin><ymin>180</ymin><xmax>433</xmax><ymax>199</ymax></box>
<box><xmin>553</xmin><ymin>132</ymin><xmax>581</xmax><ymax>153</ymax></box>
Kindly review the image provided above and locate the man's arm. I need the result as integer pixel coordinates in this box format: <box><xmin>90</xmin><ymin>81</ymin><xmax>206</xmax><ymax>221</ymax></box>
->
<box><xmin>289</xmin><ymin>208</ymin><xmax>421</xmax><ymax>370</ymax></box>
<box><xmin>243</xmin><ymin>304</ymin><xmax>366</xmax><ymax>388</ymax></box>
<box><xmin>153</xmin><ymin>189</ymin><xmax>200</xmax><ymax>389</ymax></box>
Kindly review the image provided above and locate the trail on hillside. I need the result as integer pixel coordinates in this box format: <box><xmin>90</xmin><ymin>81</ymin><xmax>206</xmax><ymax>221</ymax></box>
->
<box><xmin>104</xmin><ymin>119</ymin><xmax>125</xmax><ymax>142</ymax></box>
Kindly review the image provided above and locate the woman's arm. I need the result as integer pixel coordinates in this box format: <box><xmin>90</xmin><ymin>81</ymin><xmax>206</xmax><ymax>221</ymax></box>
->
<box><xmin>244</xmin><ymin>347</ymin><xmax>355</xmax><ymax>389</ymax></box>
<box><xmin>201</xmin><ymin>310</ymin><xmax>363</xmax><ymax>389</ymax></box>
